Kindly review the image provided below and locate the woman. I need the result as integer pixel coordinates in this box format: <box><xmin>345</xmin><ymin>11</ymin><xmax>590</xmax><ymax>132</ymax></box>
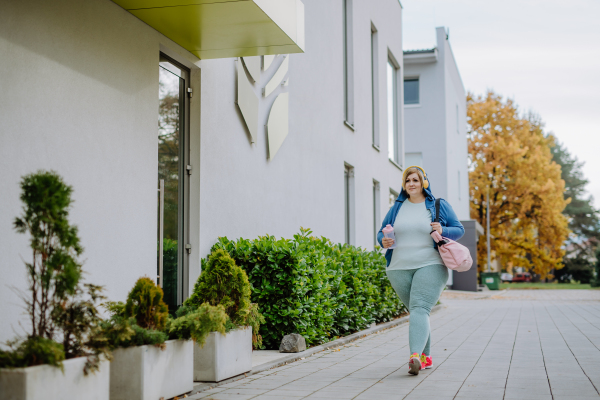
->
<box><xmin>377</xmin><ymin>166</ymin><xmax>464</xmax><ymax>375</ymax></box>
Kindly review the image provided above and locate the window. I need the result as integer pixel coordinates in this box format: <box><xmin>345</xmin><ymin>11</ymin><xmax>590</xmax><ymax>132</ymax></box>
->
<box><xmin>371</xmin><ymin>23</ymin><xmax>379</xmax><ymax>147</ymax></box>
<box><xmin>405</xmin><ymin>152</ymin><xmax>423</xmax><ymax>168</ymax></box>
<box><xmin>344</xmin><ymin>164</ymin><xmax>355</xmax><ymax>244</ymax></box>
<box><xmin>387</xmin><ymin>57</ymin><xmax>399</xmax><ymax>162</ymax></box>
<box><xmin>343</xmin><ymin>0</ymin><xmax>354</xmax><ymax>128</ymax></box>
<box><xmin>456</xmin><ymin>104</ymin><xmax>460</xmax><ymax>134</ymax></box>
<box><xmin>389</xmin><ymin>189</ymin><xmax>398</xmax><ymax>209</ymax></box>
<box><xmin>373</xmin><ymin>180</ymin><xmax>380</xmax><ymax>248</ymax></box>
<box><xmin>158</xmin><ymin>54</ymin><xmax>190</xmax><ymax>309</ymax></box>
<box><xmin>458</xmin><ymin>170</ymin><xmax>461</xmax><ymax>200</ymax></box>
<box><xmin>404</xmin><ymin>78</ymin><xmax>419</xmax><ymax>105</ymax></box>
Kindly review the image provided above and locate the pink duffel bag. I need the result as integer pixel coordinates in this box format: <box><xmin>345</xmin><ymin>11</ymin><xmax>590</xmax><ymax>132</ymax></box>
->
<box><xmin>430</xmin><ymin>199</ymin><xmax>473</xmax><ymax>272</ymax></box>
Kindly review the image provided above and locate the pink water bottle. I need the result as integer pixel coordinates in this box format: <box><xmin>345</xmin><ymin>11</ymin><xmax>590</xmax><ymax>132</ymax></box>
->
<box><xmin>382</xmin><ymin>224</ymin><xmax>397</xmax><ymax>249</ymax></box>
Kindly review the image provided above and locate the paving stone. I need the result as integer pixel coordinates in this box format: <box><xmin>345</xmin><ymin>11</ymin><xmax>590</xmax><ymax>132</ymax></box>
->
<box><xmin>186</xmin><ymin>290</ymin><xmax>600</xmax><ymax>400</ymax></box>
<box><xmin>454</xmin><ymin>393</ymin><xmax>505</xmax><ymax>400</ymax></box>
<box><xmin>197</xmin><ymin>393</ymin><xmax>256</xmax><ymax>400</ymax></box>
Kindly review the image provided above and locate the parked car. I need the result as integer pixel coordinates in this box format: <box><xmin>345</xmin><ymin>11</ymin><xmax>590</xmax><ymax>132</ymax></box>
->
<box><xmin>512</xmin><ymin>272</ymin><xmax>532</xmax><ymax>282</ymax></box>
<box><xmin>500</xmin><ymin>273</ymin><xmax>513</xmax><ymax>282</ymax></box>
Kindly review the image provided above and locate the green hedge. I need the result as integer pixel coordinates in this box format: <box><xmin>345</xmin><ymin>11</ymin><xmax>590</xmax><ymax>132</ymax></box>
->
<box><xmin>210</xmin><ymin>228</ymin><xmax>406</xmax><ymax>349</ymax></box>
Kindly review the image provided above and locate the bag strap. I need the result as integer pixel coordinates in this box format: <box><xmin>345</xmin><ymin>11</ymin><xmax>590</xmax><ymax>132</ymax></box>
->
<box><xmin>435</xmin><ymin>198</ymin><xmax>441</xmax><ymax>223</ymax></box>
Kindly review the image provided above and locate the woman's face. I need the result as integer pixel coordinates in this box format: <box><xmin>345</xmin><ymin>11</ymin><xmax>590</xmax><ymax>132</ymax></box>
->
<box><xmin>405</xmin><ymin>172</ymin><xmax>422</xmax><ymax>196</ymax></box>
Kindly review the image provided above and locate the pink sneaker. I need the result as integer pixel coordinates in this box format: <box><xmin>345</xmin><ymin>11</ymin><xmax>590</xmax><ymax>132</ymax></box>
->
<box><xmin>408</xmin><ymin>353</ymin><xmax>421</xmax><ymax>375</ymax></box>
<box><xmin>421</xmin><ymin>354</ymin><xmax>433</xmax><ymax>369</ymax></box>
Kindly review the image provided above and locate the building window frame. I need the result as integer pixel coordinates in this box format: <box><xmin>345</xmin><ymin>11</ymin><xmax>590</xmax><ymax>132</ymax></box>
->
<box><xmin>389</xmin><ymin>188</ymin><xmax>399</xmax><ymax>210</ymax></box>
<box><xmin>456</xmin><ymin>104</ymin><xmax>460</xmax><ymax>134</ymax></box>
<box><xmin>371</xmin><ymin>22</ymin><xmax>379</xmax><ymax>149</ymax></box>
<box><xmin>387</xmin><ymin>53</ymin><xmax>400</xmax><ymax>164</ymax></box>
<box><xmin>403</xmin><ymin>77</ymin><xmax>420</xmax><ymax>106</ymax></box>
<box><xmin>458</xmin><ymin>170</ymin><xmax>461</xmax><ymax>201</ymax></box>
<box><xmin>344</xmin><ymin>163</ymin><xmax>355</xmax><ymax>245</ymax></box>
<box><xmin>158</xmin><ymin>52</ymin><xmax>191</xmax><ymax>307</ymax></box>
<box><xmin>343</xmin><ymin>0</ymin><xmax>354</xmax><ymax>130</ymax></box>
<box><xmin>373</xmin><ymin>179</ymin><xmax>380</xmax><ymax>248</ymax></box>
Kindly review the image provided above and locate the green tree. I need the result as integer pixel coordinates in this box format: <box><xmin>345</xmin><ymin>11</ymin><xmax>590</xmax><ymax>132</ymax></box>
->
<box><xmin>2</xmin><ymin>171</ymin><xmax>108</xmax><ymax>372</ymax></box>
<box><xmin>13</xmin><ymin>171</ymin><xmax>83</xmax><ymax>339</ymax></box>
<box><xmin>549</xmin><ymin>137</ymin><xmax>600</xmax><ymax>282</ymax></box>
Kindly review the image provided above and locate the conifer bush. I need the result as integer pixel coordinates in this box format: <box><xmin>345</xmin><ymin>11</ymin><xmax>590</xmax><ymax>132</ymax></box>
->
<box><xmin>166</xmin><ymin>303</ymin><xmax>227</xmax><ymax>347</ymax></box>
<box><xmin>0</xmin><ymin>171</ymin><xmax>109</xmax><ymax>373</ymax></box>
<box><xmin>102</xmin><ymin>277</ymin><xmax>228</xmax><ymax>348</ymax></box>
<box><xmin>184</xmin><ymin>249</ymin><xmax>251</xmax><ymax>323</ymax></box>
<box><xmin>183</xmin><ymin>249</ymin><xmax>265</xmax><ymax>348</ymax></box>
<box><xmin>212</xmin><ymin>228</ymin><xmax>406</xmax><ymax>349</ymax></box>
<box><xmin>125</xmin><ymin>277</ymin><xmax>169</xmax><ymax>331</ymax></box>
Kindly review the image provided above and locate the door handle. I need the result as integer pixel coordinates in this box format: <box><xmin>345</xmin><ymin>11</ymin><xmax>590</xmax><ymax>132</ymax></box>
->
<box><xmin>158</xmin><ymin>179</ymin><xmax>164</xmax><ymax>288</ymax></box>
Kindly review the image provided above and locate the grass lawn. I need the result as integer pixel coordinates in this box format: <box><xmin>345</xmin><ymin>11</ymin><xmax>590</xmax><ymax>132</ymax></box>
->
<box><xmin>500</xmin><ymin>282</ymin><xmax>599</xmax><ymax>290</ymax></box>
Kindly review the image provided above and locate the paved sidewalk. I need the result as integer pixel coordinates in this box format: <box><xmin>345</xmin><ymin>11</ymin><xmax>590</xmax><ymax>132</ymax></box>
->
<box><xmin>188</xmin><ymin>290</ymin><xmax>600</xmax><ymax>400</ymax></box>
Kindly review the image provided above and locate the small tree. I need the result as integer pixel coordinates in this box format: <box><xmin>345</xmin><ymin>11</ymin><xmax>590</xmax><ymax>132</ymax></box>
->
<box><xmin>13</xmin><ymin>171</ymin><xmax>84</xmax><ymax>339</ymax></box>
<box><xmin>185</xmin><ymin>249</ymin><xmax>251</xmax><ymax>324</ymax></box>
<box><xmin>125</xmin><ymin>277</ymin><xmax>169</xmax><ymax>331</ymax></box>
<box><xmin>183</xmin><ymin>248</ymin><xmax>264</xmax><ymax>348</ymax></box>
<box><xmin>1</xmin><ymin>171</ymin><xmax>108</xmax><ymax>372</ymax></box>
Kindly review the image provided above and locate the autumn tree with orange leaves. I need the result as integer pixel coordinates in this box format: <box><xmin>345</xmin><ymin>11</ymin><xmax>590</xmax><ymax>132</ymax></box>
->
<box><xmin>468</xmin><ymin>92</ymin><xmax>570</xmax><ymax>278</ymax></box>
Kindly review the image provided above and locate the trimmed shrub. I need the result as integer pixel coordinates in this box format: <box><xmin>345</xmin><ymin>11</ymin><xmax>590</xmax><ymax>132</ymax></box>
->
<box><xmin>184</xmin><ymin>249</ymin><xmax>251</xmax><ymax>324</ymax></box>
<box><xmin>211</xmin><ymin>228</ymin><xmax>406</xmax><ymax>349</ymax></box>
<box><xmin>125</xmin><ymin>277</ymin><xmax>169</xmax><ymax>331</ymax></box>
<box><xmin>166</xmin><ymin>303</ymin><xmax>227</xmax><ymax>347</ymax></box>
<box><xmin>101</xmin><ymin>283</ymin><xmax>228</xmax><ymax>349</ymax></box>
<box><xmin>183</xmin><ymin>249</ymin><xmax>264</xmax><ymax>348</ymax></box>
<box><xmin>0</xmin><ymin>337</ymin><xmax>65</xmax><ymax>369</ymax></box>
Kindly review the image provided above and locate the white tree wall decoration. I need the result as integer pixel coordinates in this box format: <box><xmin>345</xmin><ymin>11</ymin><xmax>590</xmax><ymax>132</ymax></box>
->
<box><xmin>236</xmin><ymin>54</ymin><xmax>290</xmax><ymax>160</ymax></box>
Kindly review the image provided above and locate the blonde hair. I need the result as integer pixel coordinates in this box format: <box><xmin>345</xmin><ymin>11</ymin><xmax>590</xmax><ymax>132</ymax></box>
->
<box><xmin>402</xmin><ymin>167</ymin><xmax>425</xmax><ymax>190</ymax></box>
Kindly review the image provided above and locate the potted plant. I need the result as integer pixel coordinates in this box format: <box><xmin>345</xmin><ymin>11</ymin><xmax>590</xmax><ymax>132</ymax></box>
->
<box><xmin>104</xmin><ymin>277</ymin><xmax>227</xmax><ymax>400</ymax></box>
<box><xmin>181</xmin><ymin>249</ymin><xmax>264</xmax><ymax>382</ymax></box>
<box><xmin>0</xmin><ymin>171</ymin><xmax>110</xmax><ymax>400</ymax></box>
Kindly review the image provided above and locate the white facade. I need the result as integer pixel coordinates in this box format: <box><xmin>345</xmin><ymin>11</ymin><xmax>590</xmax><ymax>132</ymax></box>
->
<box><xmin>403</xmin><ymin>27</ymin><xmax>470</xmax><ymax>220</ymax></box>
<box><xmin>198</xmin><ymin>0</ymin><xmax>405</xmax><ymax>257</ymax></box>
<box><xmin>0</xmin><ymin>0</ymin><xmax>405</xmax><ymax>343</ymax></box>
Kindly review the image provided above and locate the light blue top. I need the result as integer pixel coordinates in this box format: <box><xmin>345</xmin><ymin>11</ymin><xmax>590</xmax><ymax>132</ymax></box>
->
<box><xmin>387</xmin><ymin>199</ymin><xmax>444</xmax><ymax>270</ymax></box>
<box><xmin>377</xmin><ymin>178</ymin><xmax>465</xmax><ymax>268</ymax></box>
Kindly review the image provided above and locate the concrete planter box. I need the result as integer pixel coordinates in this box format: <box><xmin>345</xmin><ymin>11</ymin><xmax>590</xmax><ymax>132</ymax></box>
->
<box><xmin>0</xmin><ymin>356</ymin><xmax>109</xmax><ymax>400</ymax></box>
<box><xmin>110</xmin><ymin>339</ymin><xmax>193</xmax><ymax>400</ymax></box>
<box><xmin>194</xmin><ymin>327</ymin><xmax>252</xmax><ymax>382</ymax></box>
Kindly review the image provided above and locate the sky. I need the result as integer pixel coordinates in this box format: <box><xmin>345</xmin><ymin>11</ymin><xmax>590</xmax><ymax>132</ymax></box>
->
<box><xmin>401</xmin><ymin>0</ymin><xmax>600</xmax><ymax>207</ymax></box>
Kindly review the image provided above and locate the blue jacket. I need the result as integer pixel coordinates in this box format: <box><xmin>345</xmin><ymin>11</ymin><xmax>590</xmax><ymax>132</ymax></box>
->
<box><xmin>377</xmin><ymin>183</ymin><xmax>465</xmax><ymax>267</ymax></box>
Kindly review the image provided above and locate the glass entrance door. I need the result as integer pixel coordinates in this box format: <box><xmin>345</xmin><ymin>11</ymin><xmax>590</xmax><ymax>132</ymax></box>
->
<box><xmin>158</xmin><ymin>55</ymin><xmax>189</xmax><ymax>312</ymax></box>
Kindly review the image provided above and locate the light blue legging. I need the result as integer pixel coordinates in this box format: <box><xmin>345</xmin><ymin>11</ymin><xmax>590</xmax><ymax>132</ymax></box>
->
<box><xmin>386</xmin><ymin>264</ymin><xmax>448</xmax><ymax>356</ymax></box>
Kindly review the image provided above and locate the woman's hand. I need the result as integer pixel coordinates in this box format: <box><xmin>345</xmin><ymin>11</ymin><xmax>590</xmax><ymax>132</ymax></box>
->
<box><xmin>430</xmin><ymin>222</ymin><xmax>443</xmax><ymax>235</ymax></box>
<box><xmin>382</xmin><ymin>238</ymin><xmax>395</xmax><ymax>248</ymax></box>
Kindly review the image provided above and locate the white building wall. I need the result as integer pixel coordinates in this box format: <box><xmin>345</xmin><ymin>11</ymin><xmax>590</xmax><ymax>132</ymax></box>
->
<box><xmin>0</xmin><ymin>0</ymin><xmax>405</xmax><ymax>342</ymax></box>
<box><xmin>441</xmin><ymin>29</ymin><xmax>470</xmax><ymax>220</ymax></box>
<box><xmin>403</xmin><ymin>27</ymin><xmax>469</xmax><ymax>220</ymax></box>
<box><xmin>403</xmin><ymin>54</ymin><xmax>447</xmax><ymax>200</ymax></box>
<box><xmin>195</xmin><ymin>0</ymin><xmax>405</xmax><ymax>280</ymax></box>
<box><xmin>0</xmin><ymin>0</ymin><xmax>203</xmax><ymax>343</ymax></box>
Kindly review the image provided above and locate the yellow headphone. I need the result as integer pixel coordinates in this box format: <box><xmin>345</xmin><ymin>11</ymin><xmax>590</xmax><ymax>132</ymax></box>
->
<box><xmin>403</xmin><ymin>166</ymin><xmax>429</xmax><ymax>190</ymax></box>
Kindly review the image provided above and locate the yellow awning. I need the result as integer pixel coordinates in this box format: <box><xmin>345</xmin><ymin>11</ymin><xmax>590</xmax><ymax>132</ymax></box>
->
<box><xmin>112</xmin><ymin>0</ymin><xmax>305</xmax><ymax>59</ymax></box>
